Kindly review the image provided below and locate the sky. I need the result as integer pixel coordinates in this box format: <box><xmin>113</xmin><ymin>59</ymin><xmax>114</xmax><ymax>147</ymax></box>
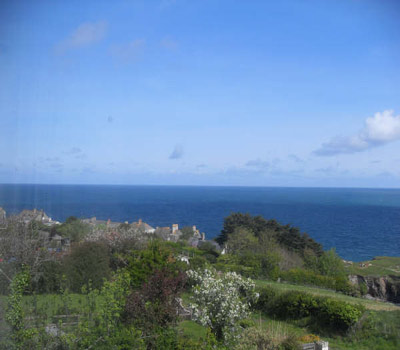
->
<box><xmin>1</xmin><ymin>0</ymin><xmax>400</xmax><ymax>187</ymax></box>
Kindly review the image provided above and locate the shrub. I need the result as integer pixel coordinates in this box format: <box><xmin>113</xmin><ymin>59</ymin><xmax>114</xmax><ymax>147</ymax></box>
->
<box><xmin>126</xmin><ymin>241</ymin><xmax>186</xmax><ymax>288</ymax></box>
<box><xmin>123</xmin><ymin>268</ymin><xmax>187</xmax><ymax>332</ymax></box>
<box><xmin>216</xmin><ymin>253</ymin><xmax>280</xmax><ymax>280</ymax></box>
<box><xmin>32</xmin><ymin>260</ymin><xmax>63</xmax><ymax>293</ymax></box>
<box><xmin>315</xmin><ymin>298</ymin><xmax>364</xmax><ymax>331</ymax></box>
<box><xmin>254</xmin><ymin>286</ymin><xmax>365</xmax><ymax>332</ymax></box>
<box><xmin>298</xmin><ymin>334</ymin><xmax>320</xmax><ymax>343</ymax></box>
<box><xmin>271</xmin><ymin>291</ymin><xmax>318</xmax><ymax>319</ymax></box>
<box><xmin>255</xmin><ymin>286</ymin><xmax>278</xmax><ymax>313</ymax></box>
<box><xmin>63</xmin><ymin>241</ymin><xmax>111</xmax><ymax>292</ymax></box>
<box><xmin>280</xmin><ymin>268</ymin><xmax>356</xmax><ymax>295</ymax></box>
<box><xmin>187</xmin><ymin>268</ymin><xmax>258</xmax><ymax>344</ymax></box>
<box><xmin>235</xmin><ymin>325</ymin><xmax>300</xmax><ymax>350</ymax></box>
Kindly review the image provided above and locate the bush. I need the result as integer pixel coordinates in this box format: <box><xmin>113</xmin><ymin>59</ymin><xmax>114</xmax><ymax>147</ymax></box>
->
<box><xmin>271</xmin><ymin>291</ymin><xmax>318</xmax><ymax>319</ymax></box>
<box><xmin>254</xmin><ymin>286</ymin><xmax>365</xmax><ymax>332</ymax></box>
<box><xmin>235</xmin><ymin>325</ymin><xmax>300</xmax><ymax>350</ymax></box>
<box><xmin>215</xmin><ymin>253</ymin><xmax>280</xmax><ymax>280</ymax></box>
<box><xmin>63</xmin><ymin>241</ymin><xmax>111</xmax><ymax>292</ymax></box>
<box><xmin>187</xmin><ymin>268</ymin><xmax>258</xmax><ymax>344</ymax></box>
<box><xmin>280</xmin><ymin>268</ymin><xmax>356</xmax><ymax>295</ymax></box>
<box><xmin>255</xmin><ymin>286</ymin><xmax>278</xmax><ymax>313</ymax></box>
<box><xmin>315</xmin><ymin>298</ymin><xmax>365</xmax><ymax>331</ymax></box>
<box><xmin>32</xmin><ymin>260</ymin><xmax>63</xmax><ymax>293</ymax></box>
<box><xmin>126</xmin><ymin>241</ymin><xmax>187</xmax><ymax>288</ymax></box>
<box><xmin>123</xmin><ymin>268</ymin><xmax>187</xmax><ymax>331</ymax></box>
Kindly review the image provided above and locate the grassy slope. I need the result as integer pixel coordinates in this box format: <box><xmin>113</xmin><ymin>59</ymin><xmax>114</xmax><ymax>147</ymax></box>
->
<box><xmin>345</xmin><ymin>256</ymin><xmax>400</xmax><ymax>277</ymax></box>
<box><xmin>2</xmin><ymin>278</ymin><xmax>399</xmax><ymax>350</ymax></box>
<box><xmin>255</xmin><ymin>280</ymin><xmax>400</xmax><ymax>311</ymax></box>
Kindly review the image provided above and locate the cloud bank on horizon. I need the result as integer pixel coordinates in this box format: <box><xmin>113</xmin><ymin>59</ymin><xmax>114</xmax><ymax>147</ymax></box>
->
<box><xmin>315</xmin><ymin>110</ymin><xmax>400</xmax><ymax>156</ymax></box>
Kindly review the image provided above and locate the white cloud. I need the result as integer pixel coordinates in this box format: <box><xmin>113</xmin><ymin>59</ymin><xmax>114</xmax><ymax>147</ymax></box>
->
<box><xmin>56</xmin><ymin>21</ymin><xmax>107</xmax><ymax>54</ymax></box>
<box><xmin>315</xmin><ymin>110</ymin><xmax>400</xmax><ymax>156</ymax></box>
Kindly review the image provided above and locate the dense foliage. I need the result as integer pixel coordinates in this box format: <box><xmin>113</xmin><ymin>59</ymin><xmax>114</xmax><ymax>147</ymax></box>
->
<box><xmin>63</xmin><ymin>241</ymin><xmax>111</xmax><ymax>292</ymax></box>
<box><xmin>255</xmin><ymin>286</ymin><xmax>365</xmax><ymax>332</ymax></box>
<box><xmin>1</xmin><ymin>212</ymin><xmax>398</xmax><ymax>350</ymax></box>
<box><xmin>280</xmin><ymin>268</ymin><xmax>357</xmax><ymax>295</ymax></box>
<box><xmin>216</xmin><ymin>212</ymin><xmax>323</xmax><ymax>258</ymax></box>
<box><xmin>187</xmin><ymin>268</ymin><xmax>258</xmax><ymax>344</ymax></box>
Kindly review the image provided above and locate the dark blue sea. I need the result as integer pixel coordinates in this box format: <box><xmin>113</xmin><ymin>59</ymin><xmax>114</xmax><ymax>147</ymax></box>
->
<box><xmin>0</xmin><ymin>184</ymin><xmax>399</xmax><ymax>261</ymax></box>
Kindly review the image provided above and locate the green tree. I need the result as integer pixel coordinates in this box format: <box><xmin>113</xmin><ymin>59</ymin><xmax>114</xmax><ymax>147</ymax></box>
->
<box><xmin>179</xmin><ymin>226</ymin><xmax>195</xmax><ymax>241</ymax></box>
<box><xmin>57</xmin><ymin>216</ymin><xmax>90</xmax><ymax>243</ymax></box>
<box><xmin>318</xmin><ymin>248</ymin><xmax>346</xmax><ymax>278</ymax></box>
<box><xmin>6</xmin><ymin>267</ymin><xmax>37</xmax><ymax>350</ymax></box>
<box><xmin>226</xmin><ymin>227</ymin><xmax>258</xmax><ymax>254</ymax></box>
<box><xmin>126</xmin><ymin>241</ymin><xmax>186</xmax><ymax>288</ymax></box>
<box><xmin>64</xmin><ymin>241</ymin><xmax>111</xmax><ymax>292</ymax></box>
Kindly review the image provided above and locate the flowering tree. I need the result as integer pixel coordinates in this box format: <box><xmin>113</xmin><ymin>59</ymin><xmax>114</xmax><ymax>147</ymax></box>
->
<box><xmin>187</xmin><ymin>268</ymin><xmax>258</xmax><ymax>344</ymax></box>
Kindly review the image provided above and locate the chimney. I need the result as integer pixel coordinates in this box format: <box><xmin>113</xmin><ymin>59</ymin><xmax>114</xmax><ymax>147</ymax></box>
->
<box><xmin>138</xmin><ymin>218</ymin><xmax>142</xmax><ymax>225</ymax></box>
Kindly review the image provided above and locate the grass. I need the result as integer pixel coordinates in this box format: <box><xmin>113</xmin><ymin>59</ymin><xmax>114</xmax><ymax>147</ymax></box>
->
<box><xmin>2</xmin><ymin>288</ymin><xmax>399</xmax><ymax>350</ymax></box>
<box><xmin>177</xmin><ymin>320</ymin><xmax>208</xmax><ymax>342</ymax></box>
<box><xmin>0</xmin><ymin>292</ymin><xmax>103</xmax><ymax>333</ymax></box>
<box><xmin>345</xmin><ymin>256</ymin><xmax>400</xmax><ymax>277</ymax></box>
<box><xmin>178</xmin><ymin>311</ymin><xmax>400</xmax><ymax>350</ymax></box>
<box><xmin>255</xmin><ymin>279</ymin><xmax>400</xmax><ymax>311</ymax></box>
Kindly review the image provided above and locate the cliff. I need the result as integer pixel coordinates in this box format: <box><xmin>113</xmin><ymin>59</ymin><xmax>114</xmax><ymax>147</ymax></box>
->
<box><xmin>349</xmin><ymin>274</ymin><xmax>400</xmax><ymax>303</ymax></box>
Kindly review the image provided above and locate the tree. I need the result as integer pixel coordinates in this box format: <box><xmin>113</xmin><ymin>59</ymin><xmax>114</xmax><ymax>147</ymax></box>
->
<box><xmin>187</xmin><ymin>268</ymin><xmax>258</xmax><ymax>344</ymax></box>
<box><xmin>317</xmin><ymin>248</ymin><xmax>345</xmax><ymax>278</ymax></box>
<box><xmin>226</xmin><ymin>227</ymin><xmax>258</xmax><ymax>254</ymax></box>
<box><xmin>217</xmin><ymin>213</ymin><xmax>323</xmax><ymax>258</ymax></box>
<box><xmin>123</xmin><ymin>268</ymin><xmax>187</xmax><ymax>330</ymax></box>
<box><xmin>63</xmin><ymin>241</ymin><xmax>111</xmax><ymax>292</ymax></box>
<box><xmin>0</xmin><ymin>217</ymin><xmax>55</xmax><ymax>292</ymax></box>
<box><xmin>126</xmin><ymin>240</ymin><xmax>186</xmax><ymax>289</ymax></box>
<box><xmin>179</xmin><ymin>226</ymin><xmax>195</xmax><ymax>241</ymax></box>
<box><xmin>57</xmin><ymin>217</ymin><xmax>91</xmax><ymax>243</ymax></box>
<box><xmin>6</xmin><ymin>267</ymin><xmax>37</xmax><ymax>350</ymax></box>
<box><xmin>72</xmin><ymin>270</ymin><xmax>146</xmax><ymax>350</ymax></box>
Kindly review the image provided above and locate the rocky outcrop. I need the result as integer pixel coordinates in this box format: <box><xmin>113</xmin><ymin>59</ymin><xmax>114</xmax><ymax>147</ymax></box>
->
<box><xmin>349</xmin><ymin>274</ymin><xmax>400</xmax><ymax>303</ymax></box>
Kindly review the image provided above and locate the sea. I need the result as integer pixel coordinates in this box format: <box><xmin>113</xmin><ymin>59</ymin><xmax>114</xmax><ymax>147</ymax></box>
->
<box><xmin>0</xmin><ymin>184</ymin><xmax>399</xmax><ymax>262</ymax></box>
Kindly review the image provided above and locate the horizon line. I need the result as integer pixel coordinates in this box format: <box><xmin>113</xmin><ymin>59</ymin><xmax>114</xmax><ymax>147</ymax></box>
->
<box><xmin>1</xmin><ymin>182</ymin><xmax>400</xmax><ymax>190</ymax></box>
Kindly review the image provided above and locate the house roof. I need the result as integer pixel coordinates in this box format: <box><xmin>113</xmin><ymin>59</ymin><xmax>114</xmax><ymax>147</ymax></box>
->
<box><xmin>18</xmin><ymin>209</ymin><xmax>49</xmax><ymax>222</ymax></box>
<box><xmin>131</xmin><ymin>220</ymin><xmax>155</xmax><ymax>232</ymax></box>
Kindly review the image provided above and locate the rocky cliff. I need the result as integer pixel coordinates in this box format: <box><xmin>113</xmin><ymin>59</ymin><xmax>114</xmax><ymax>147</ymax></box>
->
<box><xmin>349</xmin><ymin>275</ymin><xmax>400</xmax><ymax>303</ymax></box>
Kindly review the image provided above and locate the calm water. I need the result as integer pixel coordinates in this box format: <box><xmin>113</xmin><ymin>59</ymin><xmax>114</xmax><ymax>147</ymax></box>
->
<box><xmin>0</xmin><ymin>184</ymin><xmax>399</xmax><ymax>261</ymax></box>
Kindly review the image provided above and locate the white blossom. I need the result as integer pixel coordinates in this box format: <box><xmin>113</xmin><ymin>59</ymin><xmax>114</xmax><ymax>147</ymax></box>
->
<box><xmin>187</xmin><ymin>268</ymin><xmax>258</xmax><ymax>344</ymax></box>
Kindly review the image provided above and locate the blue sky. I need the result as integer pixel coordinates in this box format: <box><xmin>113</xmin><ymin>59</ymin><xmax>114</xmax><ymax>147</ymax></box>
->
<box><xmin>1</xmin><ymin>0</ymin><xmax>400</xmax><ymax>187</ymax></box>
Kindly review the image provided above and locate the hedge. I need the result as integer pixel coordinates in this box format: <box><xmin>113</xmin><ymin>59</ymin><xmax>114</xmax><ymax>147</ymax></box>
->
<box><xmin>255</xmin><ymin>286</ymin><xmax>365</xmax><ymax>332</ymax></box>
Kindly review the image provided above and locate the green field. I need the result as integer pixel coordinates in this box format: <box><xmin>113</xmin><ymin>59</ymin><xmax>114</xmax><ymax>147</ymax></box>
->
<box><xmin>345</xmin><ymin>256</ymin><xmax>400</xmax><ymax>277</ymax></box>
<box><xmin>255</xmin><ymin>279</ymin><xmax>400</xmax><ymax>311</ymax></box>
